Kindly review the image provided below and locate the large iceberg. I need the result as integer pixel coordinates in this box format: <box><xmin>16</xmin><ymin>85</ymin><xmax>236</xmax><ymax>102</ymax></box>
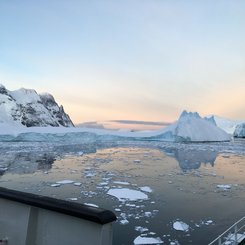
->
<box><xmin>151</xmin><ymin>111</ymin><xmax>230</xmax><ymax>142</ymax></box>
<box><xmin>234</xmin><ymin>123</ymin><xmax>245</xmax><ymax>138</ymax></box>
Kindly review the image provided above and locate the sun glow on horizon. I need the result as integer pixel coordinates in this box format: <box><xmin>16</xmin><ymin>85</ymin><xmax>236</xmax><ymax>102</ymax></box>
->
<box><xmin>1</xmin><ymin>0</ymin><xmax>245</xmax><ymax>123</ymax></box>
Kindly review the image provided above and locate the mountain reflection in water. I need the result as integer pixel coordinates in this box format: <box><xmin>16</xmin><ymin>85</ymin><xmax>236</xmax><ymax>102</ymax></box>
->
<box><xmin>0</xmin><ymin>143</ymin><xmax>98</xmax><ymax>175</ymax></box>
<box><xmin>0</xmin><ymin>152</ymin><xmax>55</xmax><ymax>175</ymax></box>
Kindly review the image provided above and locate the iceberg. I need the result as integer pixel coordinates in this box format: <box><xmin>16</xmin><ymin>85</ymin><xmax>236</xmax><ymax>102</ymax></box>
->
<box><xmin>152</xmin><ymin>111</ymin><xmax>230</xmax><ymax>142</ymax></box>
<box><xmin>206</xmin><ymin>115</ymin><xmax>244</xmax><ymax>134</ymax></box>
<box><xmin>234</xmin><ymin>123</ymin><xmax>245</xmax><ymax>138</ymax></box>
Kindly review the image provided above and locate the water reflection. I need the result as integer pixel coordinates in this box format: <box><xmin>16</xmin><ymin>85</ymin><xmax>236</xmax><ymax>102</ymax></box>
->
<box><xmin>0</xmin><ymin>152</ymin><xmax>55</xmax><ymax>175</ymax></box>
<box><xmin>0</xmin><ymin>143</ymin><xmax>98</xmax><ymax>176</ymax></box>
<box><xmin>164</xmin><ymin>149</ymin><xmax>218</xmax><ymax>171</ymax></box>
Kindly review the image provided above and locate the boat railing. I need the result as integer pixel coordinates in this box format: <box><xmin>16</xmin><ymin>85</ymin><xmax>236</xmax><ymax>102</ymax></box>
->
<box><xmin>0</xmin><ymin>187</ymin><xmax>116</xmax><ymax>245</ymax></box>
<box><xmin>208</xmin><ymin>216</ymin><xmax>245</xmax><ymax>245</ymax></box>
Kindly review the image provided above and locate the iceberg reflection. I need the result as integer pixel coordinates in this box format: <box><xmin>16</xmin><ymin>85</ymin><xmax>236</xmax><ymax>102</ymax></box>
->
<box><xmin>164</xmin><ymin>148</ymin><xmax>218</xmax><ymax>171</ymax></box>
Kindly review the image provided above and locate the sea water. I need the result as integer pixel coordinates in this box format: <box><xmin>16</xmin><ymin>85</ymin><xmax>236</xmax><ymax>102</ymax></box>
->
<box><xmin>0</xmin><ymin>140</ymin><xmax>244</xmax><ymax>244</ymax></box>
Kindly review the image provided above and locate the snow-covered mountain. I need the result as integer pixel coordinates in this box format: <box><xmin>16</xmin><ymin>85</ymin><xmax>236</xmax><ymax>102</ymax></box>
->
<box><xmin>234</xmin><ymin>123</ymin><xmax>245</xmax><ymax>138</ymax></box>
<box><xmin>206</xmin><ymin>115</ymin><xmax>244</xmax><ymax>134</ymax></box>
<box><xmin>0</xmin><ymin>84</ymin><xmax>74</xmax><ymax>127</ymax></box>
<box><xmin>153</xmin><ymin>111</ymin><xmax>230</xmax><ymax>142</ymax></box>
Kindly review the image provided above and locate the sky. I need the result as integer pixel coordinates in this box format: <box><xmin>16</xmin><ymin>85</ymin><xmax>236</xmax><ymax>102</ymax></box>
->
<box><xmin>0</xmin><ymin>0</ymin><xmax>245</xmax><ymax>123</ymax></box>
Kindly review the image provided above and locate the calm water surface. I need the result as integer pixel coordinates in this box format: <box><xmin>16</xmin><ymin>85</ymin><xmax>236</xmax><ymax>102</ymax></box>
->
<box><xmin>0</xmin><ymin>142</ymin><xmax>245</xmax><ymax>245</ymax></box>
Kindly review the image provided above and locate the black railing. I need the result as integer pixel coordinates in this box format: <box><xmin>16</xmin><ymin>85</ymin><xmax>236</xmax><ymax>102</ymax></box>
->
<box><xmin>0</xmin><ymin>187</ymin><xmax>116</xmax><ymax>225</ymax></box>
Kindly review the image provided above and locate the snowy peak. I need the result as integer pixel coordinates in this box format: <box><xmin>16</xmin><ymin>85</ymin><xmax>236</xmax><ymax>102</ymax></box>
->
<box><xmin>0</xmin><ymin>84</ymin><xmax>8</xmax><ymax>95</ymax></box>
<box><xmin>10</xmin><ymin>88</ymin><xmax>41</xmax><ymax>104</ymax></box>
<box><xmin>40</xmin><ymin>93</ymin><xmax>56</xmax><ymax>104</ymax></box>
<box><xmin>0</xmin><ymin>85</ymin><xmax>74</xmax><ymax>127</ymax></box>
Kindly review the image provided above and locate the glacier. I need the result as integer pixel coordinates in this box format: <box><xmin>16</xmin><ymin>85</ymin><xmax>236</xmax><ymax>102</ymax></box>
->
<box><xmin>0</xmin><ymin>110</ymin><xmax>230</xmax><ymax>143</ymax></box>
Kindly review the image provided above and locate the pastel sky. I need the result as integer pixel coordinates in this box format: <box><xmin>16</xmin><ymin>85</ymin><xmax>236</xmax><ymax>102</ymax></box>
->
<box><xmin>1</xmin><ymin>0</ymin><xmax>245</xmax><ymax>123</ymax></box>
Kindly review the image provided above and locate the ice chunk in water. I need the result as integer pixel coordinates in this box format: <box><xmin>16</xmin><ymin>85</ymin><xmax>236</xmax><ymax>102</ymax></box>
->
<box><xmin>140</xmin><ymin>186</ymin><xmax>153</xmax><ymax>193</ymax></box>
<box><xmin>56</xmin><ymin>180</ymin><xmax>74</xmax><ymax>184</ymax></box>
<box><xmin>217</xmin><ymin>184</ymin><xmax>231</xmax><ymax>190</ymax></box>
<box><xmin>173</xmin><ymin>221</ymin><xmax>189</xmax><ymax>231</ymax></box>
<box><xmin>107</xmin><ymin>188</ymin><xmax>148</xmax><ymax>201</ymax></box>
<box><xmin>113</xmin><ymin>181</ymin><xmax>130</xmax><ymax>185</ymax></box>
<box><xmin>133</xmin><ymin>236</ymin><xmax>163</xmax><ymax>244</ymax></box>
<box><xmin>120</xmin><ymin>219</ymin><xmax>129</xmax><ymax>225</ymax></box>
<box><xmin>50</xmin><ymin>184</ymin><xmax>61</xmax><ymax>187</ymax></box>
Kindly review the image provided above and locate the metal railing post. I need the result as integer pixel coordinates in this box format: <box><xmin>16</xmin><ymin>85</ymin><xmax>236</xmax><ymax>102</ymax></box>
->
<box><xmin>218</xmin><ymin>237</ymin><xmax>221</xmax><ymax>245</ymax></box>
<box><xmin>208</xmin><ymin>216</ymin><xmax>245</xmax><ymax>245</ymax></box>
<box><xmin>234</xmin><ymin>224</ymin><xmax>238</xmax><ymax>245</ymax></box>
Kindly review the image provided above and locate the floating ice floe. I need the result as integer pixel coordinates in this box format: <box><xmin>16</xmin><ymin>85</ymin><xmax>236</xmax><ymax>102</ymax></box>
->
<box><xmin>74</xmin><ymin>182</ymin><xmax>82</xmax><ymax>186</ymax></box>
<box><xmin>195</xmin><ymin>219</ymin><xmax>214</xmax><ymax>227</ymax></box>
<box><xmin>126</xmin><ymin>204</ymin><xmax>136</xmax><ymax>208</ymax></box>
<box><xmin>56</xmin><ymin>180</ymin><xmax>74</xmax><ymax>184</ymax></box>
<box><xmin>81</xmin><ymin>191</ymin><xmax>97</xmax><ymax>197</ymax></box>
<box><xmin>50</xmin><ymin>183</ymin><xmax>61</xmax><ymax>187</ymax></box>
<box><xmin>173</xmin><ymin>221</ymin><xmax>189</xmax><ymax>232</ymax></box>
<box><xmin>217</xmin><ymin>184</ymin><xmax>231</xmax><ymax>190</ymax></box>
<box><xmin>107</xmin><ymin>188</ymin><xmax>148</xmax><ymax>201</ymax></box>
<box><xmin>135</xmin><ymin>226</ymin><xmax>149</xmax><ymax>233</ymax></box>
<box><xmin>205</xmin><ymin>220</ymin><xmax>213</xmax><ymax>225</ymax></box>
<box><xmin>133</xmin><ymin>235</ymin><xmax>163</xmax><ymax>244</ymax></box>
<box><xmin>170</xmin><ymin>241</ymin><xmax>179</xmax><ymax>245</ymax></box>
<box><xmin>139</xmin><ymin>186</ymin><xmax>153</xmax><ymax>193</ymax></box>
<box><xmin>84</xmin><ymin>203</ymin><xmax>99</xmax><ymax>208</ymax></box>
<box><xmin>68</xmin><ymin>198</ymin><xmax>78</xmax><ymax>201</ymax></box>
<box><xmin>120</xmin><ymin>219</ymin><xmax>129</xmax><ymax>225</ymax></box>
<box><xmin>97</xmin><ymin>182</ymin><xmax>108</xmax><ymax>187</ymax></box>
<box><xmin>144</xmin><ymin>212</ymin><xmax>152</xmax><ymax>218</ymax></box>
<box><xmin>85</xmin><ymin>172</ymin><xmax>96</xmax><ymax>177</ymax></box>
<box><xmin>113</xmin><ymin>181</ymin><xmax>130</xmax><ymax>185</ymax></box>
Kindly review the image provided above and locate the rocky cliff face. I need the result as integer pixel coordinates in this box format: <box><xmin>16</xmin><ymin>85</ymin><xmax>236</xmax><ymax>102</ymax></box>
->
<box><xmin>0</xmin><ymin>84</ymin><xmax>74</xmax><ymax>127</ymax></box>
